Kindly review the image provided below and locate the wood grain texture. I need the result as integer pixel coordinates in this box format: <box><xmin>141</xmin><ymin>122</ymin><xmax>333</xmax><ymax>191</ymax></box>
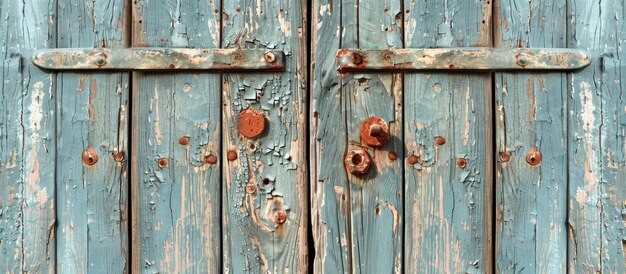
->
<box><xmin>0</xmin><ymin>0</ymin><xmax>56</xmax><ymax>272</ymax></box>
<box><xmin>403</xmin><ymin>0</ymin><xmax>493</xmax><ymax>273</ymax></box>
<box><xmin>221</xmin><ymin>0</ymin><xmax>308</xmax><ymax>272</ymax></box>
<box><xmin>567</xmin><ymin>0</ymin><xmax>626</xmax><ymax>272</ymax></box>
<box><xmin>55</xmin><ymin>0</ymin><xmax>129</xmax><ymax>272</ymax></box>
<box><xmin>131</xmin><ymin>0</ymin><xmax>221</xmax><ymax>272</ymax></box>
<box><xmin>310</xmin><ymin>0</ymin><xmax>350</xmax><ymax>272</ymax></box>
<box><xmin>311</xmin><ymin>0</ymin><xmax>403</xmax><ymax>272</ymax></box>
<box><xmin>494</xmin><ymin>0</ymin><xmax>567</xmax><ymax>272</ymax></box>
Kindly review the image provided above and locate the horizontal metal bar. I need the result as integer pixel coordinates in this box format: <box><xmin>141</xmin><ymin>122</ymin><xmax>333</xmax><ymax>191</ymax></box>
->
<box><xmin>336</xmin><ymin>48</ymin><xmax>591</xmax><ymax>72</ymax></box>
<box><xmin>32</xmin><ymin>48</ymin><xmax>285</xmax><ymax>72</ymax></box>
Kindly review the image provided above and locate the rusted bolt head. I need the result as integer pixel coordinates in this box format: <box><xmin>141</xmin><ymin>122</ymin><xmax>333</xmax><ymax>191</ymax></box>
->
<box><xmin>274</xmin><ymin>211</ymin><xmax>287</xmax><ymax>224</ymax></box>
<box><xmin>360</xmin><ymin>117</ymin><xmax>390</xmax><ymax>147</ymax></box>
<box><xmin>263</xmin><ymin>52</ymin><xmax>276</xmax><ymax>63</ymax></box>
<box><xmin>179</xmin><ymin>136</ymin><xmax>190</xmax><ymax>145</ymax></box>
<box><xmin>499</xmin><ymin>151</ymin><xmax>510</xmax><ymax>162</ymax></box>
<box><xmin>388</xmin><ymin>151</ymin><xmax>398</xmax><ymax>161</ymax></box>
<box><xmin>407</xmin><ymin>154</ymin><xmax>419</xmax><ymax>165</ymax></box>
<box><xmin>94</xmin><ymin>55</ymin><xmax>107</xmax><ymax>67</ymax></box>
<box><xmin>344</xmin><ymin>148</ymin><xmax>372</xmax><ymax>175</ymax></box>
<box><xmin>526</xmin><ymin>149</ymin><xmax>542</xmax><ymax>166</ymax></box>
<box><xmin>82</xmin><ymin>147</ymin><xmax>98</xmax><ymax>166</ymax></box>
<box><xmin>205</xmin><ymin>154</ymin><xmax>218</xmax><ymax>165</ymax></box>
<box><xmin>350</xmin><ymin>52</ymin><xmax>363</xmax><ymax>65</ymax></box>
<box><xmin>237</xmin><ymin>108</ymin><xmax>266</xmax><ymax>139</ymax></box>
<box><xmin>434</xmin><ymin>136</ymin><xmax>446</xmax><ymax>145</ymax></box>
<box><xmin>456</xmin><ymin>158</ymin><xmax>468</xmax><ymax>169</ymax></box>
<box><xmin>516</xmin><ymin>54</ymin><xmax>530</xmax><ymax>67</ymax></box>
<box><xmin>157</xmin><ymin>158</ymin><xmax>168</xmax><ymax>168</ymax></box>
<box><xmin>113</xmin><ymin>152</ymin><xmax>125</xmax><ymax>162</ymax></box>
<box><xmin>245</xmin><ymin>183</ymin><xmax>257</xmax><ymax>194</ymax></box>
<box><xmin>227</xmin><ymin>150</ymin><xmax>238</xmax><ymax>161</ymax></box>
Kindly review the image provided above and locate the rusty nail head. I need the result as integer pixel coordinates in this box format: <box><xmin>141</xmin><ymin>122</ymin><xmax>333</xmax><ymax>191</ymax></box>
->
<box><xmin>526</xmin><ymin>149</ymin><xmax>542</xmax><ymax>166</ymax></box>
<box><xmin>264</xmin><ymin>52</ymin><xmax>276</xmax><ymax>63</ymax></box>
<box><xmin>113</xmin><ymin>152</ymin><xmax>125</xmax><ymax>162</ymax></box>
<box><xmin>350</xmin><ymin>52</ymin><xmax>363</xmax><ymax>65</ymax></box>
<box><xmin>456</xmin><ymin>158</ymin><xmax>467</xmax><ymax>168</ymax></box>
<box><xmin>360</xmin><ymin>116</ymin><xmax>389</xmax><ymax>147</ymax></box>
<box><xmin>157</xmin><ymin>158</ymin><xmax>168</xmax><ymax>168</ymax></box>
<box><xmin>82</xmin><ymin>147</ymin><xmax>98</xmax><ymax>166</ymax></box>
<box><xmin>344</xmin><ymin>148</ymin><xmax>372</xmax><ymax>175</ymax></box>
<box><xmin>434</xmin><ymin>136</ymin><xmax>446</xmax><ymax>145</ymax></box>
<box><xmin>179</xmin><ymin>136</ymin><xmax>190</xmax><ymax>145</ymax></box>
<box><xmin>517</xmin><ymin>54</ymin><xmax>530</xmax><ymax>67</ymax></box>
<box><xmin>205</xmin><ymin>154</ymin><xmax>218</xmax><ymax>165</ymax></box>
<box><xmin>388</xmin><ymin>151</ymin><xmax>398</xmax><ymax>161</ymax></box>
<box><xmin>94</xmin><ymin>54</ymin><xmax>107</xmax><ymax>67</ymax></box>
<box><xmin>407</xmin><ymin>154</ymin><xmax>419</xmax><ymax>165</ymax></box>
<box><xmin>246</xmin><ymin>183</ymin><xmax>257</xmax><ymax>194</ymax></box>
<box><xmin>499</xmin><ymin>151</ymin><xmax>510</xmax><ymax>162</ymax></box>
<box><xmin>238</xmin><ymin>108</ymin><xmax>266</xmax><ymax>139</ymax></box>
<box><xmin>274</xmin><ymin>211</ymin><xmax>287</xmax><ymax>224</ymax></box>
<box><xmin>227</xmin><ymin>150</ymin><xmax>238</xmax><ymax>161</ymax></box>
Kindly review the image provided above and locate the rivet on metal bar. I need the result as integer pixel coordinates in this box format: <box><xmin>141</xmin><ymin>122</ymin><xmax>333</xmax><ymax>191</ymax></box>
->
<box><xmin>336</xmin><ymin>48</ymin><xmax>591</xmax><ymax>72</ymax></box>
<box><xmin>32</xmin><ymin>48</ymin><xmax>286</xmax><ymax>72</ymax></box>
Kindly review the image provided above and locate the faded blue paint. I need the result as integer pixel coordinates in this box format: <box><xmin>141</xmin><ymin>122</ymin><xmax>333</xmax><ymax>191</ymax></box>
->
<box><xmin>403</xmin><ymin>0</ymin><xmax>492</xmax><ymax>273</ymax></box>
<box><xmin>132</xmin><ymin>0</ymin><xmax>221</xmax><ymax>272</ymax></box>
<box><xmin>0</xmin><ymin>0</ymin><xmax>56</xmax><ymax>272</ymax></box>
<box><xmin>221</xmin><ymin>0</ymin><xmax>308</xmax><ymax>273</ymax></box>
<box><xmin>495</xmin><ymin>0</ymin><xmax>568</xmax><ymax>273</ymax></box>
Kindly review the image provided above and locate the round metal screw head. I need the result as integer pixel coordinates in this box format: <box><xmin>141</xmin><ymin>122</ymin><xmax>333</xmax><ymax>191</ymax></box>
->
<box><xmin>274</xmin><ymin>211</ymin><xmax>287</xmax><ymax>224</ymax></box>
<box><xmin>227</xmin><ymin>150</ymin><xmax>238</xmax><ymax>161</ymax></box>
<box><xmin>456</xmin><ymin>158</ymin><xmax>468</xmax><ymax>169</ymax></box>
<box><xmin>157</xmin><ymin>158</ymin><xmax>168</xmax><ymax>168</ymax></box>
<box><xmin>264</xmin><ymin>52</ymin><xmax>276</xmax><ymax>63</ymax></box>
<box><xmin>205</xmin><ymin>154</ymin><xmax>218</xmax><ymax>165</ymax></box>
<box><xmin>94</xmin><ymin>55</ymin><xmax>107</xmax><ymax>67</ymax></box>
<box><xmin>526</xmin><ymin>149</ymin><xmax>542</xmax><ymax>166</ymax></box>
<box><xmin>344</xmin><ymin>148</ymin><xmax>372</xmax><ymax>175</ymax></box>
<box><xmin>360</xmin><ymin>117</ymin><xmax>390</xmax><ymax>147</ymax></box>
<box><xmin>434</xmin><ymin>136</ymin><xmax>446</xmax><ymax>145</ymax></box>
<box><xmin>407</xmin><ymin>154</ymin><xmax>419</xmax><ymax>165</ymax></box>
<box><xmin>350</xmin><ymin>52</ymin><xmax>363</xmax><ymax>65</ymax></box>
<box><xmin>113</xmin><ymin>152</ymin><xmax>125</xmax><ymax>162</ymax></box>
<box><xmin>516</xmin><ymin>54</ymin><xmax>530</xmax><ymax>67</ymax></box>
<box><xmin>82</xmin><ymin>147</ymin><xmax>98</xmax><ymax>166</ymax></box>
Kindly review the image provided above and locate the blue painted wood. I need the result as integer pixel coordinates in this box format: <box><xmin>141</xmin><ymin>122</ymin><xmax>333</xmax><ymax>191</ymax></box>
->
<box><xmin>0</xmin><ymin>0</ymin><xmax>56</xmax><ymax>272</ymax></box>
<box><xmin>55</xmin><ymin>0</ymin><xmax>129</xmax><ymax>272</ymax></box>
<box><xmin>131</xmin><ymin>0</ymin><xmax>222</xmax><ymax>272</ymax></box>
<box><xmin>221</xmin><ymin>0</ymin><xmax>308</xmax><ymax>272</ymax></box>
<box><xmin>494</xmin><ymin>0</ymin><xmax>567</xmax><ymax>272</ymax></box>
<box><xmin>567</xmin><ymin>0</ymin><xmax>626</xmax><ymax>272</ymax></box>
<box><xmin>403</xmin><ymin>0</ymin><xmax>493</xmax><ymax>273</ymax></box>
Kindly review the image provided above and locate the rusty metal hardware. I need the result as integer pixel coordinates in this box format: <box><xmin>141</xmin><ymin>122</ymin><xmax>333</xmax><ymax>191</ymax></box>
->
<box><xmin>32</xmin><ymin>48</ymin><xmax>285</xmax><ymax>72</ymax></box>
<box><xmin>345</xmin><ymin>148</ymin><xmax>372</xmax><ymax>175</ymax></box>
<box><xmin>274</xmin><ymin>211</ymin><xmax>287</xmax><ymax>224</ymax></box>
<box><xmin>456</xmin><ymin>158</ymin><xmax>468</xmax><ymax>169</ymax></box>
<box><xmin>360</xmin><ymin>117</ymin><xmax>389</xmax><ymax>147</ymax></box>
<box><xmin>238</xmin><ymin>108</ymin><xmax>266</xmax><ymax>139</ymax></box>
<box><xmin>407</xmin><ymin>154</ymin><xmax>419</xmax><ymax>165</ymax></box>
<box><xmin>526</xmin><ymin>149</ymin><xmax>542</xmax><ymax>166</ymax></box>
<box><xmin>82</xmin><ymin>148</ymin><xmax>98</xmax><ymax>166</ymax></box>
<box><xmin>336</xmin><ymin>48</ymin><xmax>591</xmax><ymax>72</ymax></box>
<box><xmin>205</xmin><ymin>154</ymin><xmax>218</xmax><ymax>165</ymax></box>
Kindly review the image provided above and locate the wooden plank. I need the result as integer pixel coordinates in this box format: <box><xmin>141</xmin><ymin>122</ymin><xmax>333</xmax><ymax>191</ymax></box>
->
<box><xmin>494</xmin><ymin>0</ymin><xmax>567</xmax><ymax>272</ymax></box>
<box><xmin>567</xmin><ymin>0</ymin><xmax>626</xmax><ymax>272</ymax></box>
<box><xmin>0</xmin><ymin>0</ymin><xmax>56</xmax><ymax>272</ymax></box>
<box><xmin>221</xmin><ymin>0</ymin><xmax>308</xmax><ymax>272</ymax></box>
<box><xmin>311</xmin><ymin>0</ymin><xmax>403</xmax><ymax>272</ymax></box>
<box><xmin>310</xmin><ymin>0</ymin><xmax>351</xmax><ymax>272</ymax></box>
<box><xmin>55</xmin><ymin>0</ymin><xmax>129</xmax><ymax>272</ymax></box>
<box><xmin>131</xmin><ymin>1</ymin><xmax>221</xmax><ymax>273</ymax></box>
<box><xmin>403</xmin><ymin>1</ymin><xmax>493</xmax><ymax>273</ymax></box>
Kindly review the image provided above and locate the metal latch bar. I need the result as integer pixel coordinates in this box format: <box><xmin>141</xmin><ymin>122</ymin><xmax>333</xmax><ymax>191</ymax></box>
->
<box><xmin>32</xmin><ymin>48</ymin><xmax>285</xmax><ymax>72</ymax></box>
<box><xmin>336</xmin><ymin>48</ymin><xmax>590</xmax><ymax>72</ymax></box>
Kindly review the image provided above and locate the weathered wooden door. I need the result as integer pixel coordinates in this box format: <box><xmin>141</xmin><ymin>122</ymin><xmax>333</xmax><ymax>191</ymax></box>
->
<box><xmin>1</xmin><ymin>0</ymin><xmax>625</xmax><ymax>273</ymax></box>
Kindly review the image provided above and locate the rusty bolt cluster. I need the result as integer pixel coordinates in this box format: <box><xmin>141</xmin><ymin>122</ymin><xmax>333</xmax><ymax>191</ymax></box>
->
<box><xmin>238</xmin><ymin>108</ymin><xmax>266</xmax><ymax>139</ymax></box>
<box><xmin>274</xmin><ymin>211</ymin><xmax>287</xmax><ymax>224</ymax></box>
<box><xmin>264</xmin><ymin>52</ymin><xmax>276</xmax><ymax>63</ymax></box>
<box><xmin>345</xmin><ymin>148</ymin><xmax>372</xmax><ymax>175</ymax></box>
<box><xmin>360</xmin><ymin>116</ymin><xmax>389</xmax><ymax>147</ymax></box>
<box><xmin>82</xmin><ymin>147</ymin><xmax>98</xmax><ymax>166</ymax></box>
<box><xmin>526</xmin><ymin>149</ymin><xmax>542</xmax><ymax>166</ymax></box>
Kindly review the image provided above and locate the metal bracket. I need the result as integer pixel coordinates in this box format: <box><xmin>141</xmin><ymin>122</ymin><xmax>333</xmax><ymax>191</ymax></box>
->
<box><xmin>32</xmin><ymin>48</ymin><xmax>285</xmax><ymax>72</ymax></box>
<box><xmin>336</xmin><ymin>48</ymin><xmax>590</xmax><ymax>72</ymax></box>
